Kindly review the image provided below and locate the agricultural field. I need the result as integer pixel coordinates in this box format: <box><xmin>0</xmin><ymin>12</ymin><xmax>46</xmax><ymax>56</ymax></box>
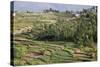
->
<box><xmin>11</xmin><ymin>2</ymin><xmax>97</xmax><ymax>66</ymax></box>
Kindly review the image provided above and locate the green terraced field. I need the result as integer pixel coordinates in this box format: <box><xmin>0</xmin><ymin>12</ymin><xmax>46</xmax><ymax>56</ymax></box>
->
<box><xmin>11</xmin><ymin>12</ymin><xmax>97</xmax><ymax>66</ymax></box>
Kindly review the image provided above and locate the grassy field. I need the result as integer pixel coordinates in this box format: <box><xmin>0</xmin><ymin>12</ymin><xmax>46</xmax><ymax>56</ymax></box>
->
<box><xmin>11</xmin><ymin>12</ymin><xmax>97</xmax><ymax>66</ymax></box>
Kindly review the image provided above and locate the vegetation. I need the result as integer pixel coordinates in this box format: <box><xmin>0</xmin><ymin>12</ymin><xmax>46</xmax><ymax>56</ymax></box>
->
<box><xmin>11</xmin><ymin>6</ymin><xmax>97</xmax><ymax>66</ymax></box>
<box><xmin>74</xmin><ymin>7</ymin><xmax>97</xmax><ymax>47</ymax></box>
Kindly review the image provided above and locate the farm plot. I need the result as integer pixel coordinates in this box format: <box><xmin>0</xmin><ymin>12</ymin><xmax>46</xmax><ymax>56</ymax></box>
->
<box><xmin>11</xmin><ymin>12</ymin><xmax>97</xmax><ymax>66</ymax></box>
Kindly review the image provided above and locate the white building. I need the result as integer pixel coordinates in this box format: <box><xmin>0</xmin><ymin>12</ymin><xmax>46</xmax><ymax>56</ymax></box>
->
<box><xmin>75</xmin><ymin>13</ymin><xmax>80</xmax><ymax>17</ymax></box>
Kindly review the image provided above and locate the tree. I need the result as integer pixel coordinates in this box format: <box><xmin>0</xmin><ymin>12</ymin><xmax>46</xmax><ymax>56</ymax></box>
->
<box><xmin>74</xmin><ymin>6</ymin><xmax>97</xmax><ymax>47</ymax></box>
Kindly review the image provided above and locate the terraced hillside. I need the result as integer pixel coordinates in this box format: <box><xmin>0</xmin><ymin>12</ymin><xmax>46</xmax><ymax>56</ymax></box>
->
<box><xmin>11</xmin><ymin>11</ymin><xmax>97</xmax><ymax>66</ymax></box>
<box><xmin>13</xmin><ymin>12</ymin><xmax>75</xmax><ymax>34</ymax></box>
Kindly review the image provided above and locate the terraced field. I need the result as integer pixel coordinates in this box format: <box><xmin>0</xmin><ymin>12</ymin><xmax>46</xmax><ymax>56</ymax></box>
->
<box><xmin>13</xmin><ymin>34</ymin><xmax>97</xmax><ymax>65</ymax></box>
<box><xmin>11</xmin><ymin>12</ymin><xmax>97</xmax><ymax>66</ymax></box>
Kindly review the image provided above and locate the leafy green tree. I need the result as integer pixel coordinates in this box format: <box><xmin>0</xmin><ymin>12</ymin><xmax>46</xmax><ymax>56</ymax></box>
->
<box><xmin>74</xmin><ymin>7</ymin><xmax>97</xmax><ymax>47</ymax></box>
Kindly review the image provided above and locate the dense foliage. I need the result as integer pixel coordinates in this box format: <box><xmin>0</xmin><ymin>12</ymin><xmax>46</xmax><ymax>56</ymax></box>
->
<box><xmin>31</xmin><ymin>7</ymin><xmax>97</xmax><ymax>47</ymax></box>
<box><xmin>74</xmin><ymin>7</ymin><xmax>97</xmax><ymax>46</ymax></box>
